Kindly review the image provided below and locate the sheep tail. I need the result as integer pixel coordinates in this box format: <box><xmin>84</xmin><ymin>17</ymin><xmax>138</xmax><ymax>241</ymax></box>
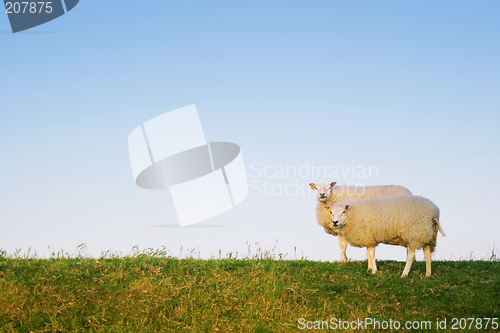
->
<box><xmin>433</xmin><ymin>217</ymin><xmax>446</xmax><ymax>237</ymax></box>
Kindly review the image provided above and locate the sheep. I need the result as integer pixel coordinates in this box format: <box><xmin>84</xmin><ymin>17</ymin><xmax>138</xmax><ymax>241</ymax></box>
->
<box><xmin>324</xmin><ymin>194</ymin><xmax>445</xmax><ymax>277</ymax></box>
<box><xmin>310</xmin><ymin>182</ymin><xmax>411</xmax><ymax>262</ymax></box>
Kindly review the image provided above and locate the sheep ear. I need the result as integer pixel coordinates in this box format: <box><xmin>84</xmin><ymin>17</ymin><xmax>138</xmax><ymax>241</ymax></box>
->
<box><xmin>309</xmin><ymin>183</ymin><xmax>316</xmax><ymax>190</ymax></box>
<box><xmin>330</xmin><ymin>182</ymin><xmax>337</xmax><ymax>188</ymax></box>
<box><xmin>323</xmin><ymin>206</ymin><xmax>331</xmax><ymax>214</ymax></box>
<box><xmin>345</xmin><ymin>204</ymin><xmax>351</xmax><ymax>210</ymax></box>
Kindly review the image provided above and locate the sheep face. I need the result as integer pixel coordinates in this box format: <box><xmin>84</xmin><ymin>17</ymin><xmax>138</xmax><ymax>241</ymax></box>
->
<box><xmin>324</xmin><ymin>205</ymin><xmax>349</xmax><ymax>228</ymax></box>
<box><xmin>310</xmin><ymin>182</ymin><xmax>336</xmax><ymax>203</ymax></box>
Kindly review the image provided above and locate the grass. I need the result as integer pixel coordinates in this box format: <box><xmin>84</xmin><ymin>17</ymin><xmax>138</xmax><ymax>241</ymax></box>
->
<box><xmin>0</xmin><ymin>247</ymin><xmax>499</xmax><ymax>332</ymax></box>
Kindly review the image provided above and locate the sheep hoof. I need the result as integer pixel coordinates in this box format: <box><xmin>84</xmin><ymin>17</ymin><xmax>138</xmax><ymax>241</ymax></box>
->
<box><xmin>426</xmin><ymin>273</ymin><xmax>431</xmax><ymax>277</ymax></box>
<box><xmin>400</xmin><ymin>273</ymin><xmax>408</xmax><ymax>278</ymax></box>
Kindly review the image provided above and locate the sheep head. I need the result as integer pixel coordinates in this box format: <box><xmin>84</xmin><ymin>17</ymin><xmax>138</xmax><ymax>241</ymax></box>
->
<box><xmin>324</xmin><ymin>203</ymin><xmax>350</xmax><ymax>228</ymax></box>
<box><xmin>310</xmin><ymin>182</ymin><xmax>336</xmax><ymax>203</ymax></box>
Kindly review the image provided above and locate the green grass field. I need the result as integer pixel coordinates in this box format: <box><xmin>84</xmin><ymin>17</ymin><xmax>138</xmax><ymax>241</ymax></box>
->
<box><xmin>1</xmin><ymin>248</ymin><xmax>499</xmax><ymax>332</ymax></box>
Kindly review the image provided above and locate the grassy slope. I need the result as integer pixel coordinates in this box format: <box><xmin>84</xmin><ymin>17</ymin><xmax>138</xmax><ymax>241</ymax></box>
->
<box><xmin>0</xmin><ymin>255</ymin><xmax>499</xmax><ymax>332</ymax></box>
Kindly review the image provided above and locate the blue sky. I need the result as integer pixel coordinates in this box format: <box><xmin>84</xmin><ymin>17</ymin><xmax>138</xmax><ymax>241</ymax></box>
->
<box><xmin>1</xmin><ymin>1</ymin><xmax>499</xmax><ymax>261</ymax></box>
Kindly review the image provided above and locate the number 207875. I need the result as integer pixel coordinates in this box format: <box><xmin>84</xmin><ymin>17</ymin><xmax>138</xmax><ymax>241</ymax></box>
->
<box><xmin>5</xmin><ymin>2</ymin><xmax>53</xmax><ymax>14</ymax></box>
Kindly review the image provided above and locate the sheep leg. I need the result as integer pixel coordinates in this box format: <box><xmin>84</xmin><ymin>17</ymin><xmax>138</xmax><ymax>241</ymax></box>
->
<box><xmin>404</xmin><ymin>248</ymin><xmax>415</xmax><ymax>262</ymax></box>
<box><xmin>366</xmin><ymin>248</ymin><xmax>372</xmax><ymax>271</ymax></box>
<box><xmin>401</xmin><ymin>247</ymin><xmax>415</xmax><ymax>278</ymax></box>
<box><xmin>424</xmin><ymin>245</ymin><xmax>432</xmax><ymax>277</ymax></box>
<box><xmin>338</xmin><ymin>235</ymin><xmax>348</xmax><ymax>262</ymax></box>
<box><xmin>406</xmin><ymin>248</ymin><xmax>416</xmax><ymax>262</ymax></box>
<box><xmin>367</xmin><ymin>247</ymin><xmax>377</xmax><ymax>273</ymax></box>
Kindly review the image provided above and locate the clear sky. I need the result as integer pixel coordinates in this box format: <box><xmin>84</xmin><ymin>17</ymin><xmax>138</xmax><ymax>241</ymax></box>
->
<box><xmin>1</xmin><ymin>1</ymin><xmax>499</xmax><ymax>261</ymax></box>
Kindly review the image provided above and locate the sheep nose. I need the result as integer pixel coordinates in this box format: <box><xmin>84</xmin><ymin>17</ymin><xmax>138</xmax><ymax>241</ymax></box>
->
<box><xmin>332</xmin><ymin>221</ymin><xmax>339</xmax><ymax>226</ymax></box>
<box><xmin>320</xmin><ymin>193</ymin><xmax>325</xmax><ymax>196</ymax></box>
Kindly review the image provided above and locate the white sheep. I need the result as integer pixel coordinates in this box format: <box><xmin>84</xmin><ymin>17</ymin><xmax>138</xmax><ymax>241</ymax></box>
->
<box><xmin>310</xmin><ymin>182</ymin><xmax>411</xmax><ymax>262</ymax></box>
<box><xmin>324</xmin><ymin>195</ymin><xmax>445</xmax><ymax>277</ymax></box>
